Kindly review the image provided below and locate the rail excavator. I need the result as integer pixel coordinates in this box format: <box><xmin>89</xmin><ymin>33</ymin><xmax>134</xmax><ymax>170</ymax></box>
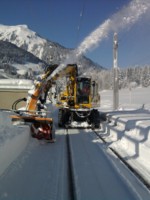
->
<box><xmin>56</xmin><ymin>64</ymin><xmax>101</xmax><ymax>128</ymax></box>
<box><xmin>11</xmin><ymin>64</ymin><xmax>104</xmax><ymax>141</ymax></box>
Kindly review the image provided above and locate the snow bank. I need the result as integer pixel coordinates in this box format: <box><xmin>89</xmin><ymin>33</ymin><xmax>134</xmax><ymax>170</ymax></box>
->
<box><xmin>0</xmin><ymin>79</ymin><xmax>33</xmax><ymax>89</ymax></box>
<box><xmin>0</xmin><ymin>111</ymin><xmax>30</xmax><ymax>176</ymax></box>
<box><xmin>101</xmin><ymin>109</ymin><xmax>150</xmax><ymax>184</ymax></box>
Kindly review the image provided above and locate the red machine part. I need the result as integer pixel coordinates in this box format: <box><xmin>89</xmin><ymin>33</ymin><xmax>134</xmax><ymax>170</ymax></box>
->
<box><xmin>31</xmin><ymin>123</ymin><xmax>54</xmax><ymax>141</ymax></box>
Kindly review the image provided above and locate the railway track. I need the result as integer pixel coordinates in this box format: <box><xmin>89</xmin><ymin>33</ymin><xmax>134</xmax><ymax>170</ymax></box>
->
<box><xmin>93</xmin><ymin>129</ymin><xmax>150</xmax><ymax>191</ymax></box>
<box><xmin>65</xmin><ymin>128</ymin><xmax>150</xmax><ymax>200</ymax></box>
<box><xmin>0</xmin><ymin>127</ymin><xmax>150</xmax><ymax>200</ymax></box>
<box><xmin>66</xmin><ymin>129</ymin><xmax>77</xmax><ymax>200</ymax></box>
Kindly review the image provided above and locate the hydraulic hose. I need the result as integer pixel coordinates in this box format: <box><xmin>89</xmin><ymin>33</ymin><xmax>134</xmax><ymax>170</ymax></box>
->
<box><xmin>12</xmin><ymin>97</ymin><xmax>27</xmax><ymax>111</ymax></box>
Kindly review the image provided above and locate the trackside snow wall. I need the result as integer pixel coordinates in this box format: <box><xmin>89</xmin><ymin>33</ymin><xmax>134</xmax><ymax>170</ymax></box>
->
<box><xmin>0</xmin><ymin>111</ymin><xmax>30</xmax><ymax>176</ymax></box>
<box><xmin>102</xmin><ymin>111</ymin><xmax>150</xmax><ymax>185</ymax></box>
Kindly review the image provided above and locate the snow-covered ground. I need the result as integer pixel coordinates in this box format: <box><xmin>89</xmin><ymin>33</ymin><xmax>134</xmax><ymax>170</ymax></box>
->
<box><xmin>100</xmin><ymin>86</ymin><xmax>150</xmax><ymax>111</ymax></box>
<box><xmin>0</xmin><ymin>79</ymin><xmax>33</xmax><ymax>89</ymax></box>
<box><xmin>0</xmin><ymin>111</ymin><xmax>30</xmax><ymax>176</ymax></box>
<box><xmin>0</xmin><ymin>84</ymin><xmax>150</xmax><ymax>197</ymax></box>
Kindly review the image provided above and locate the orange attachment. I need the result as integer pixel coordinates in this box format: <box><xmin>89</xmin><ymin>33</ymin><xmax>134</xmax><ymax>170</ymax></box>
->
<box><xmin>10</xmin><ymin>115</ymin><xmax>53</xmax><ymax>123</ymax></box>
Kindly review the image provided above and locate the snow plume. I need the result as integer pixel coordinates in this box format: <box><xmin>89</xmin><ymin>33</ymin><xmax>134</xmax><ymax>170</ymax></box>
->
<box><xmin>111</xmin><ymin>0</ymin><xmax>150</xmax><ymax>31</ymax></box>
<box><xmin>76</xmin><ymin>19</ymin><xmax>111</xmax><ymax>56</ymax></box>
<box><xmin>77</xmin><ymin>0</ymin><xmax>150</xmax><ymax>55</ymax></box>
<box><xmin>50</xmin><ymin>0</ymin><xmax>150</xmax><ymax>78</ymax></box>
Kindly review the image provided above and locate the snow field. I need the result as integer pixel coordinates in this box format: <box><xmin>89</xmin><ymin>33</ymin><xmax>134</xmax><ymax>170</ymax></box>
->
<box><xmin>0</xmin><ymin>111</ymin><xmax>30</xmax><ymax>176</ymax></box>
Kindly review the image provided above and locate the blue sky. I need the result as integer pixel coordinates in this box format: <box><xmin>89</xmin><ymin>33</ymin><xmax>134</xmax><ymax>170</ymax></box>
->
<box><xmin>0</xmin><ymin>0</ymin><xmax>150</xmax><ymax>69</ymax></box>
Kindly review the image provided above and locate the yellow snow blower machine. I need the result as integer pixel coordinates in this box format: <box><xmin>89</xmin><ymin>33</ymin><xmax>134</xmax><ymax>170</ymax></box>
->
<box><xmin>10</xmin><ymin>63</ymin><xmax>105</xmax><ymax>141</ymax></box>
<box><xmin>55</xmin><ymin>64</ymin><xmax>103</xmax><ymax>128</ymax></box>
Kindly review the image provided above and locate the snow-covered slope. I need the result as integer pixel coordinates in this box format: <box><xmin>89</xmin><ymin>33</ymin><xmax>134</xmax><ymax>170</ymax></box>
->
<box><xmin>0</xmin><ymin>40</ymin><xmax>45</xmax><ymax>65</ymax></box>
<box><xmin>0</xmin><ymin>24</ymin><xmax>46</xmax><ymax>59</ymax></box>
<box><xmin>0</xmin><ymin>40</ymin><xmax>47</xmax><ymax>79</ymax></box>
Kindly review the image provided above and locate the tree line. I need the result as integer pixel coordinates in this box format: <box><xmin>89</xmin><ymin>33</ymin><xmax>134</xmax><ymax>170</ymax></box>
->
<box><xmin>92</xmin><ymin>65</ymin><xmax>150</xmax><ymax>90</ymax></box>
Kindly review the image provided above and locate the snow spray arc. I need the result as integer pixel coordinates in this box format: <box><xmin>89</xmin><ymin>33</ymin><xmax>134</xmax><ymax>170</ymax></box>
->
<box><xmin>49</xmin><ymin>0</ymin><xmax>150</xmax><ymax>79</ymax></box>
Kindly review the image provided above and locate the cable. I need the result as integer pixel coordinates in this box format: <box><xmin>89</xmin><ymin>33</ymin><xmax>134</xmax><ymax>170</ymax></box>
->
<box><xmin>12</xmin><ymin>97</ymin><xmax>27</xmax><ymax>111</ymax></box>
<box><xmin>76</xmin><ymin>0</ymin><xmax>87</xmax><ymax>46</ymax></box>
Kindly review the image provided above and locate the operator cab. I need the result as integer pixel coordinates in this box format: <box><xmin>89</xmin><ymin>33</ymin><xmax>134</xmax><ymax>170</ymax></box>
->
<box><xmin>76</xmin><ymin>77</ymin><xmax>91</xmax><ymax>104</ymax></box>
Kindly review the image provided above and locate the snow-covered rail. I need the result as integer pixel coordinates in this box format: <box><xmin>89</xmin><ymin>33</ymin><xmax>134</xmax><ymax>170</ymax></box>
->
<box><xmin>65</xmin><ymin>128</ymin><xmax>150</xmax><ymax>200</ymax></box>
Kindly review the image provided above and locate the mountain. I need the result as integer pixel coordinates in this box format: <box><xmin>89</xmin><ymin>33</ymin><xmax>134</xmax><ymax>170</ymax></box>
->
<box><xmin>0</xmin><ymin>24</ymin><xmax>104</xmax><ymax>74</ymax></box>
<box><xmin>0</xmin><ymin>40</ymin><xmax>46</xmax><ymax>65</ymax></box>
<box><xmin>0</xmin><ymin>40</ymin><xmax>46</xmax><ymax>79</ymax></box>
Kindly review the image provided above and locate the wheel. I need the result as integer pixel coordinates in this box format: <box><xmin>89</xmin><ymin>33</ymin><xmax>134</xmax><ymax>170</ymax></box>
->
<box><xmin>58</xmin><ymin>109</ymin><xmax>70</xmax><ymax>127</ymax></box>
<box><xmin>89</xmin><ymin>109</ymin><xmax>100</xmax><ymax>128</ymax></box>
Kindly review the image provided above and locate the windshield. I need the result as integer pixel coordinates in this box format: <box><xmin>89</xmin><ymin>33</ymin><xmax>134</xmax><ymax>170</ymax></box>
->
<box><xmin>77</xmin><ymin>78</ymin><xmax>90</xmax><ymax>104</ymax></box>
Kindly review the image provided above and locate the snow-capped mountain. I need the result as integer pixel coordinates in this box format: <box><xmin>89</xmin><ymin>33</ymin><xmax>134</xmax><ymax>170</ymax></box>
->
<box><xmin>0</xmin><ymin>40</ymin><xmax>46</xmax><ymax>79</ymax></box>
<box><xmin>0</xmin><ymin>24</ymin><xmax>46</xmax><ymax>59</ymax></box>
<box><xmin>0</xmin><ymin>24</ymin><xmax>104</xmax><ymax>74</ymax></box>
